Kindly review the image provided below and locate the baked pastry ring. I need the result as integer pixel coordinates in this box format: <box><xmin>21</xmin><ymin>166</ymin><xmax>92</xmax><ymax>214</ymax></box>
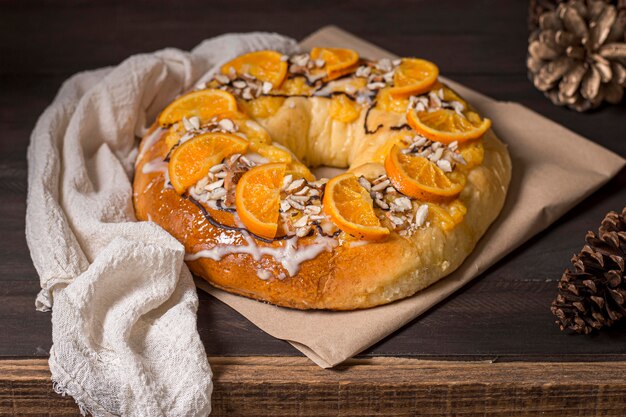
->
<box><xmin>133</xmin><ymin>48</ymin><xmax>512</xmax><ymax>310</ymax></box>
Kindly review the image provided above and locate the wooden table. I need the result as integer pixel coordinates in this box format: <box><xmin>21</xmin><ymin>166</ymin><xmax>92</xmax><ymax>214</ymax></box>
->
<box><xmin>1</xmin><ymin>0</ymin><xmax>625</xmax><ymax>415</ymax></box>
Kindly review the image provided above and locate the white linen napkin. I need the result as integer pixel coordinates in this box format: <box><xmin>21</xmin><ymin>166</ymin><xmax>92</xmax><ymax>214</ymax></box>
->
<box><xmin>26</xmin><ymin>32</ymin><xmax>299</xmax><ymax>417</ymax></box>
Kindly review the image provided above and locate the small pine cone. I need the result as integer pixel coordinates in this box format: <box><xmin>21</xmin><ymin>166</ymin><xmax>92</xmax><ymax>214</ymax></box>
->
<box><xmin>551</xmin><ymin>207</ymin><xmax>626</xmax><ymax>334</ymax></box>
<box><xmin>527</xmin><ymin>0</ymin><xmax>626</xmax><ymax>111</ymax></box>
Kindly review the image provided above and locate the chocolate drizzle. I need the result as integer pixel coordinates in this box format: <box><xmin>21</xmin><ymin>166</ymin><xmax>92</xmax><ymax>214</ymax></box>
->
<box><xmin>390</xmin><ymin>123</ymin><xmax>411</xmax><ymax>131</ymax></box>
<box><xmin>363</xmin><ymin>102</ymin><xmax>383</xmax><ymax>134</ymax></box>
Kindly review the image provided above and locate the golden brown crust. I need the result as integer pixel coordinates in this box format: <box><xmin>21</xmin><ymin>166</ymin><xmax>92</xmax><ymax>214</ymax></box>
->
<box><xmin>133</xmin><ymin>112</ymin><xmax>511</xmax><ymax>310</ymax></box>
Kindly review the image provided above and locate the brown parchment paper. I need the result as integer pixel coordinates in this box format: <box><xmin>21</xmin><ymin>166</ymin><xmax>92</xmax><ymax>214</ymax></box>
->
<box><xmin>195</xmin><ymin>26</ymin><xmax>626</xmax><ymax>368</ymax></box>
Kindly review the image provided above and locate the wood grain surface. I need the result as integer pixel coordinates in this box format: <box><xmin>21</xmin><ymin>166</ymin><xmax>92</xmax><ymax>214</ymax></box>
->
<box><xmin>3</xmin><ymin>357</ymin><xmax>626</xmax><ymax>416</ymax></box>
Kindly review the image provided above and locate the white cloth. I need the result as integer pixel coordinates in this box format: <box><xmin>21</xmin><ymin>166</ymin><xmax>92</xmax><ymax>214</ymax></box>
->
<box><xmin>26</xmin><ymin>33</ymin><xmax>299</xmax><ymax>417</ymax></box>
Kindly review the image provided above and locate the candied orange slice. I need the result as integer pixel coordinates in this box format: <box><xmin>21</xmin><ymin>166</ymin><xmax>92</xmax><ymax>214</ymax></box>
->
<box><xmin>168</xmin><ymin>132</ymin><xmax>248</xmax><ymax>194</ymax></box>
<box><xmin>322</xmin><ymin>173</ymin><xmax>390</xmax><ymax>241</ymax></box>
<box><xmin>157</xmin><ymin>89</ymin><xmax>238</xmax><ymax>127</ymax></box>
<box><xmin>310</xmin><ymin>47</ymin><xmax>359</xmax><ymax>79</ymax></box>
<box><xmin>389</xmin><ymin>58</ymin><xmax>439</xmax><ymax>98</ymax></box>
<box><xmin>377</xmin><ymin>88</ymin><xmax>410</xmax><ymax>113</ymax></box>
<box><xmin>329</xmin><ymin>94</ymin><xmax>361</xmax><ymax>122</ymax></box>
<box><xmin>235</xmin><ymin>163</ymin><xmax>287</xmax><ymax>239</ymax></box>
<box><xmin>384</xmin><ymin>145</ymin><xmax>465</xmax><ymax>202</ymax></box>
<box><xmin>221</xmin><ymin>50</ymin><xmax>288</xmax><ymax>87</ymax></box>
<box><xmin>407</xmin><ymin>108</ymin><xmax>491</xmax><ymax>144</ymax></box>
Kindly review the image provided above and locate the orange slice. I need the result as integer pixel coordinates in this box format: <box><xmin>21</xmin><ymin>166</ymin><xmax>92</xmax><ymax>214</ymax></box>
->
<box><xmin>329</xmin><ymin>94</ymin><xmax>361</xmax><ymax>122</ymax></box>
<box><xmin>389</xmin><ymin>58</ymin><xmax>439</xmax><ymax>98</ymax></box>
<box><xmin>235</xmin><ymin>163</ymin><xmax>287</xmax><ymax>239</ymax></box>
<box><xmin>310</xmin><ymin>47</ymin><xmax>359</xmax><ymax>79</ymax></box>
<box><xmin>158</xmin><ymin>89</ymin><xmax>238</xmax><ymax>127</ymax></box>
<box><xmin>322</xmin><ymin>173</ymin><xmax>390</xmax><ymax>241</ymax></box>
<box><xmin>407</xmin><ymin>108</ymin><xmax>491</xmax><ymax>144</ymax></box>
<box><xmin>384</xmin><ymin>145</ymin><xmax>465</xmax><ymax>202</ymax></box>
<box><xmin>221</xmin><ymin>50</ymin><xmax>288</xmax><ymax>87</ymax></box>
<box><xmin>377</xmin><ymin>88</ymin><xmax>410</xmax><ymax>113</ymax></box>
<box><xmin>168</xmin><ymin>132</ymin><xmax>248</xmax><ymax>194</ymax></box>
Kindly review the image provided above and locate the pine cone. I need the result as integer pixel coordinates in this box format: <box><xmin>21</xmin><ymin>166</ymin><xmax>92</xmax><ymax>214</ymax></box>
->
<box><xmin>551</xmin><ymin>207</ymin><xmax>626</xmax><ymax>334</ymax></box>
<box><xmin>527</xmin><ymin>0</ymin><xmax>626</xmax><ymax>111</ymax></box>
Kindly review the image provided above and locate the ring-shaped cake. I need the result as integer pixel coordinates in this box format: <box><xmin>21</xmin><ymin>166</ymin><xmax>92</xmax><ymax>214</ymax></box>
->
<box><xmin>133</xmin><ymin>48</ymin><xmax>512</xmax><ymax>310</ymax></box>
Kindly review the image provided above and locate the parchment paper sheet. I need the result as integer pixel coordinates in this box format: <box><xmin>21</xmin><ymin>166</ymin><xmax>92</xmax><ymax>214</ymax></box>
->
<box><xmin>197</xmin><ymin>26</ymin><xmax>625</xmax><ymax>368</ymax></box>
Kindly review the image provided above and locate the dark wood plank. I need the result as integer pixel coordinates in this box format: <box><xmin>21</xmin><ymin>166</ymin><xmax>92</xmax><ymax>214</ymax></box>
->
<box><xmin>0</xmin><ymin>0</ymin><xmax>624</xmax><ymax>362</ymax></box>
<box><xmin>1</xmin><ymin>0</ymin><xmax>530</xmax><ymax>76</ymax></box>
<box><xmin>3</xmin><ymin>357</ymin><xmax>626</xmax><ymax>416</ymax></box>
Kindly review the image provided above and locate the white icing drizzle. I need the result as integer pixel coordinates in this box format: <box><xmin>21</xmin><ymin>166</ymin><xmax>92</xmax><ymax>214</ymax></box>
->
<box><xmin>142</xmin><ymin>157</ymin><xmax>172</xmax><ymax>189</ymax></box>
<box><xmin>347</xmin><ymin>240</ymin><xmax>370</xmax><ymax>248</ymax></box>
<box><xmin>136</xmin><ymin>127</ymin><xmax>165</xmax><ymax>166</ymax></box>
<box><xmin>142</xmin><ymin>158</ymin><xmax>167</xmax><ymax>174</ymax></box>
<box><xmin>185</xmin><ymin>228</ymin><xmax>338</xmax><ymax>278</ymax></box>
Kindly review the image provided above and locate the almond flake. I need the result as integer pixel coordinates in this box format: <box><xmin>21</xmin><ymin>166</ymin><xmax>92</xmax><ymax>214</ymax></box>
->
<box><xmin>293</xmin><ymin>215</ymin><xmax>309</xmax><ymax>228</ymax></box>
<box><xmin>215</xmin><ymin>74</ymin><xmax>230</xmax><ymax>84</ymax></box>
<box><xmin>388</xmin><ymin>214</ymin><xmax>404</xmax><ymax>225</ymax></box>
<box><xmin>188</xmin><ymin>116</ymin><xmax>201</xmax><ymax>130</ymax></box>
<box><xmin>358</xmin><ymin>176</ymin><xmax>371</xmax><ymax>191</ymax></box>
<box><xmin>436</xmin><ymin>159</ymin><xmax>453</xmax><ymax>172</ymax></box>
<box><xmin>209</xmin><ymin>164</ymin><xmax>226</xmax><ymax>173</ymax></box>
<box><xmin>288</xmin><ymin>195</ymin><xmax>309</xmax><ymax>203</ymax></box>
<box><xmin>241</xmin><ymin>88</ymin><xmax>253</xmax><ymax>100</ymax></box>
<box><xmin>377</xmin><ymin>58</ymin><xmax>393</xmax><ymax>72</ymax></box>
<box><xmin>182</xmin><ymin>117</ymin><xmax>194</xmax><ymax>131</ymax></box>
<box><xmin>218</xmin><ymin>118</ymin><xmax>235</xmax><ymax>132</ymax></box>
<box><xmin>286</xmin><ymin>178</ymin><xmax>305</xmax><ymax>192</ymax></box>
<box><xmin>206</xmin><ymin>179</ymin><xmax>225</xmax><ymax>191</ymax></box>
<box><xmin>282</xmin><ymin>174</ymin><xmax>293</xmax><ymax>189</ymax></box>
<box><xmin>288</xmin><ymin>200</ymin><xmax>305</xmax><ymax>210</ymax></box>
<box><xmin>414</xmin><ymin>204</ymin><xmax>429</xmax><ymax>227</ymax></box>
<box><xmin>375</xmin><ymin>198</ymin><xmax>389</xmax><ymax>210</ymax></box>
<box><xmin>210</xmin><ymin>187</ymin><xmax>227</xmax><ymax>199</ymax></box>
<box><xmin>355</xmin><ymin>66</ymin><xmax>371</xmax><ymax>78</ymax></box>
<box><xmin>429</xmin><ymin>148</ymin><xmax>444</xmax><ymax>162</ymax></box>
<box><xmin>390</xmin><ymin>196</ymin><xmax>412</xmax><ymax>212</ymax></box>
<box><xmin>304</xmin><ymin>205</ymin><xmax>321</xmax><ymax>215</ymax></box>
<box><xmin>294</xmin><ymin>186</ymin><xmax>310</xmax><ymax>196</ymax></box>
<box><xmin>296</xmin><ymin>226</ymin><xmax>311</xmax><ymax>237</ymax></box>
<box><xmin>413</xmin><ymin>136</ymin><xmax>428</xmax><ymax>147</ymax></box>
<box><xmin>371</xmin><ymin>180</ymin><xmax>390</xmax><ymax>192</ymax></box>
<box><xmin>367</xmin><ymin>82</ymin><xmax>386</xmax><ymax>90</ymax></box>
<box><xmin>280</xmin><ymin>200</ymin><xmax>291</xmax><ymax>212</ymax></box>
<box><xmin>262</xmin><ymin>81</ymin><xmax>273</xmax><ymax>94</ymax></box>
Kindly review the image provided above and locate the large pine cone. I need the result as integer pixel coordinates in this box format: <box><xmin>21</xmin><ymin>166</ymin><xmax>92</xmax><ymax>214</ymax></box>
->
<box><xmin>527</xmin><ymin>0</ymin><xmax>626</xmax><ymax>111</ymax></box>
<box><xmin>551</xmin><ymin>207</ymin><xmax>626</xmax><ymax>334</ymax></box>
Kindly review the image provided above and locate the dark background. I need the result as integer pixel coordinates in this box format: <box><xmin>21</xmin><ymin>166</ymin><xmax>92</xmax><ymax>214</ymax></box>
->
<box><xmin>1</xmin><ymin>0</ymin><xmax>625</xmax><ymax>360</ymax></box>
